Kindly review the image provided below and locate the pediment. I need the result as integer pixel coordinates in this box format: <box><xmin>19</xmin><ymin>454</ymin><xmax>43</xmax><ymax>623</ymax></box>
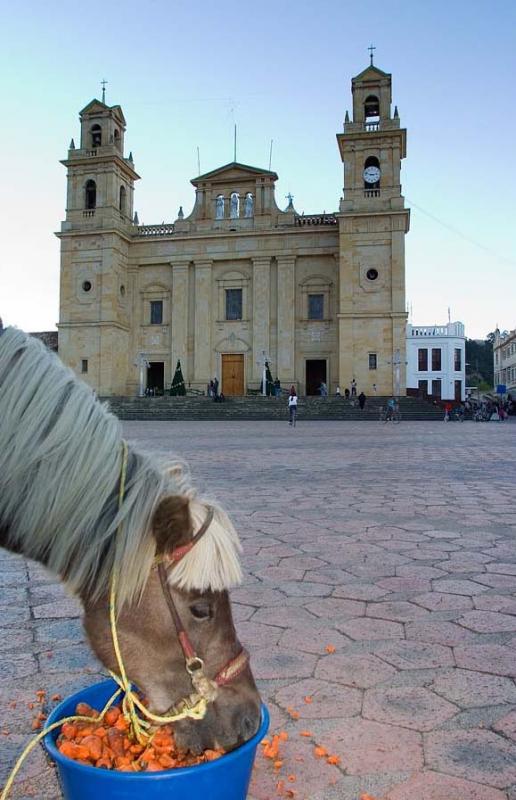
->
<box><xmin>80</xmin><ymin>99</ymin><xmax>108</xmax><ymax>117</ymax></box>
<box><xmin>352</xmin><ymin>65</ymin><xmax>390</xmax><ymax>83</ymax></box>
<box><xmin>192</xmin><ymin>161</ymin><xmax>277</xmax><ymax>186</ymax></box>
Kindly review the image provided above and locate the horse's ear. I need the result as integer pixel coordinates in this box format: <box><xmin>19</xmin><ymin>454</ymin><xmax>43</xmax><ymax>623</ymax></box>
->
<box><xmin>152</xmin><ymin>495</ymin><xmax>192</xmax><ymax>555</ymax></box>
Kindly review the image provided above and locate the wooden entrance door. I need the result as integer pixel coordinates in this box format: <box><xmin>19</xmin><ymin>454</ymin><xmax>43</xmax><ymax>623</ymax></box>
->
<box><xmin>222</xmin><ymin>354</ymin><xmax>244</xmax><ymax>396</ymax></box>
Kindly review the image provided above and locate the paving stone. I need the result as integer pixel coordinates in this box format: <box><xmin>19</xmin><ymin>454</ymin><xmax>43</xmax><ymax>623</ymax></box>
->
<box><xmin>378</xmin><ymin>641</ymin><xmax>454</xmax><ymax>670</ymax></box>
<box><xmin>32</xmin><ymin>597</ymin><xmax>82</xmax><ymax>619</ymax></box>
<box><xmin>251</xmin><ymin>646</ymin><xmax>318</xmax><ymax>679</ymax></box>
<box><xmin>458</xmin><ymin>610</ymin><xmax>516</xmax><ymax>633</ymax></box>
<box><xmin>412</xmin><ymin>591</ymin><xmax>474</xmax><ymax>611</ymax></box>
<box><xmin>275</xmin><ymin>677</ymin><xmax>362</xmax><ymax>719</ymax></box>
<box><xmin>473</xmin><ymin>594</ymin><xmax>516</xmax><ymax>614</ymax></box>
<box><xmin>493</xmin><ymin>709</ymin><xmax>516</xmax><ymax>742</ymax></box>
<box><xmin>280</xmin><ymin>625</ymin><xmax>350</xmax><ymax>655</ymax></box>
<box><xmin>366</xmin><ymin>600</ymin><xmax>430</xmax><ymax>622</ymax></box>
<box><xmin>332</xmin><ymin>584</ymin><xmax>389</xmax><ymax>601</ymax></box>
<box><xmin>320</xmin><ymin>717</ymin><xmax>424</xmax><ymax>773</ymax></box>
<box><xmin>406</xmin><ymin>619</ymin><xmax>477</xmax><ymax>646</ymax></box>
<box><xmin>315</xmin><ymin>652</ymin><xmax>397</xmax><ymax>688</ymax></box>
<box><xmin>385</xmin><ymin>770</ymin><xmax>507</xmax><ymax>800</ymax></box>
<box><xmin>454</xmin><ymin>644</ymin><xmax>516</xmax><ymax>677</ymax></box>
<box><xmin>433</xmin><ymin>579</ymin><xmax>488</xmax><ymax>596</ymax></box>
<box><xmin>432</xmin><ymin>668</ymin><xmax>516</xmax><ymax>708</ymax></box>
<box><xmin>363</xmin><ymin>686</ymin><xmax>457</xmax><ymax>731</ymax></box>
<box><xmin>305</xmin><ymin>597</ymin><xmax>365</xmax><ymax>619</ymax></box>
<box><xmin>425</xmin><ymin>729</ymin><xmax>516</xmax><ymax>788</ymax></box>
<box><xmin>337</xmin><ymin>617</ymin><xmax>404</xmax><ymax>641</ymax></box>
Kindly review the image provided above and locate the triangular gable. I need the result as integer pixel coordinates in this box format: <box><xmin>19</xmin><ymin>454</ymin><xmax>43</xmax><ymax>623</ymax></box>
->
<box><xmin>352</xmin><ymin>64</ymin><xmax>390</xmax><ymax>83</ymax></box>
<box><xmin>192</xmin><ymin>161</ymin><xmax>278</xmax><ymax>185</ymax></box>
<box><xmin>79</xmin><ymin>100</ymin><xmax>126</xmax><ymax>125</ymax></box>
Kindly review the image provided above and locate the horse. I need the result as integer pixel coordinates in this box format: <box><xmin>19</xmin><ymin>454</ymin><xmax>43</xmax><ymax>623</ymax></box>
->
<box><xmin>0</xmin><ymin>323</ymin><xmax>261</xmax><ymax>754</ymax></box>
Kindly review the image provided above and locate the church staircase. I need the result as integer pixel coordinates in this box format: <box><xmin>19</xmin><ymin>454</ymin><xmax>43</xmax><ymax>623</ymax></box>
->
<box><xmin>103</xmin><ymin>395</ymin><xmax>444</xmax><ymax>422</ymax></box>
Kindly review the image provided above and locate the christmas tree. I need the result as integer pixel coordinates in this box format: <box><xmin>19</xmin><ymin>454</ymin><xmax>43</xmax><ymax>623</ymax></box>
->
<box><xmin>170</xmin><ymin>360</ymin><xmax>186</xmax><ymax>396</ymax></box>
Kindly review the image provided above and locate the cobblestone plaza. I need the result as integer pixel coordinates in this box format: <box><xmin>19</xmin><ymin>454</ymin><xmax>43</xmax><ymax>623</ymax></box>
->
<box><xmin>1</xmin><ymin>420</ymin><xmax>516</xmax><ymax>799</ymax></box>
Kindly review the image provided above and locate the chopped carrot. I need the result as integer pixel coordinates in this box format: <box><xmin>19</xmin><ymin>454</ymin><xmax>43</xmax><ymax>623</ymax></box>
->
<box><xmin>303</xmin><ymin>696</ymin><xmax>313</xmax><ymax>704</ymax></box>
<box><xmin>300</xmin><ymin>730</ymin><xmax>313</xmax><ymax>737</ymax></box>
<box><xmin>51</xmin><ymin>693</ymin><xmax>62</xmax><ymax>702</ymax></box>
<box><xmin>278</xmin><ymin>731</ymin><xmax>288</xmax><ymax>741</ymax></box>
<box><xmin>104</xmin><ymin>707</ymin><xmax>121</xmax><ymax>726</ymax></box>
<box><xmin>287</xmin><ymin>774</ymin><xmax>296</xmax><ymax>782</ymax></box>
<box><xmin>326</xmin><ymin>754</ymin><xmax>341</xmax><ymax>765</ymax></box>
<box><xmin>325</xmin><ymin>644</ymin><xmax>336</xmax><ymax>654</ymax></box>
<box><xmin>273</xmin><ymin>760</ymin><xmax>283</xmax><ymax>770</ymax></box>
<box><xmin>314</xmin><ymin>745</ymin><xmax>328</xmax><ymax>758</ymax></box>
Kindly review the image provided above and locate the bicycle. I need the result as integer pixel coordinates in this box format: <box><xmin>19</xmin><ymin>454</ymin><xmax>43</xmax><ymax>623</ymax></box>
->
<box><xmin>379</xmin><ymin>404</ymin><xmax>401</xmax><ymax>424</ymax></box>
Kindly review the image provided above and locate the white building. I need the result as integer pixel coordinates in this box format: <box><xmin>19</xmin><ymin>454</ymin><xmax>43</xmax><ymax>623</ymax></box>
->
<box><xmin>493</xmin><ymin>328</ymin><xmax>516</xmax><ymax>396</ymax></box>
<box><xmin>406</xmin><ymin>322</ymin><xmax>466</xmax><ymax>401</ymax></box>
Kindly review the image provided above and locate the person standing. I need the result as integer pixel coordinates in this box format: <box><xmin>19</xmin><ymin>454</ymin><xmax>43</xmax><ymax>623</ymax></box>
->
<box><xmin>288</xmin><ymin>388</ymin><xmax>298</xmax><ymax>427</ymax></box>
<box><xmin>274</xmin><ymin>378</ymin><xmax>281</xmax><ymax>398</ymax></box>
<box><xmin>372</xmin><ymin>383</ymin><xmax>377</xmax><ymax>396</ymax></box>
<box><xmin>351</xmin><ymin>378</ymin><xmax>357</xmax><ymax>397</ymax></box>
<box><xmin>213</xmin><ymin>376</ymin><xmax>219</xmax><ymax>401</ymax></box>
<box><xmin>358</xmin><ymin>391</ymin><xmax>366</xmax><ymax>410</ymax></box>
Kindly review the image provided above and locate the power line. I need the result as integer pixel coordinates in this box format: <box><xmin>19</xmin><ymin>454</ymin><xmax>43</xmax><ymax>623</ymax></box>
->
<box><xmin>407</xmin><ymin>198</ymin><xmax>516</xmax><ymax>267</ymax></box>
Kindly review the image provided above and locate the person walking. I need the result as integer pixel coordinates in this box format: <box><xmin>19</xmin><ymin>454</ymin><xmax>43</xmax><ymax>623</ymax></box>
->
<box><xmin>288</xmin><ymin>387</ymin><xmax>298</xmax><ymax>427</ymax></box>
<box><xmin>358</xmin><ymin>391</ymin><xmax>366</xmax><ymax>410</ymax></box>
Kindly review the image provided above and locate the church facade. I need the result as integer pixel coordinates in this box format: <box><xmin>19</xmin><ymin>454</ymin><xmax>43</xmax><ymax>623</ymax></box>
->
<box><xmin>57</xmin><ymin>62</ymin><xmax>410</xmax><ymax>397</ymax></box>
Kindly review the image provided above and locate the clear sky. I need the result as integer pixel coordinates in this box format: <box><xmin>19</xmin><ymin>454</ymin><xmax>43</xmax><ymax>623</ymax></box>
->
<box><xmin>1</xmin><ymin>0</ymin><xmax>515</xmax><ymax>339</ymax></box>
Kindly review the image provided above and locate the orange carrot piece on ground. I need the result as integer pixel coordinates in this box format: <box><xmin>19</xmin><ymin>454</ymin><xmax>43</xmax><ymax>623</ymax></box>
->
<box><xmin>300</xmin><ymin>730</ymin><xmax>313</xmax><ymax>737</ymax></box>
<box><xmin>304</xmin><ymin>696</ymin><xmax>313</xmax><ymax>704</ymax></box>
<box><xmin>314</xmin><ymin>745</ymin><xmax>328</xmax><ymax>758</ymax></box>
<box><xmin>325</xmin><ymin>644</ymin><xmax>336</xmax><ymax>653</ymax></box>
<box><xmin>326</xmin><ymin>754</ymin><xmax>341</xmax><ymax>765</ymax></box>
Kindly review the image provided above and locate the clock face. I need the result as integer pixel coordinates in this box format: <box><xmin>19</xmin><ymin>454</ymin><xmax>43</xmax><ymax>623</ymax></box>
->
<box><xmin>363</xmin><ymin>166</ymin><xmax>381</xmax><ymax>184</ymax></box>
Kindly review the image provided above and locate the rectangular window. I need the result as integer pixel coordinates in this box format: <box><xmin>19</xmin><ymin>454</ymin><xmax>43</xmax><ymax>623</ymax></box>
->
<box><xmin>308</xmin><ymin>294</ymin><xmax>324</xmax><ymax>320</ymax></box>
<box><xmin>150</xmin><ymin>300</ymin><xmax>163</xmax><ymax>325</ymax></box>
<box><xmin>368</xmin><ymin>353</ymin><xmax>377</xmax><ymax>370</ymax></box>
<box><xmin>418</xmin><ymin>379</ymin><xmax>428</xmax><ymax>394</ymax></box>
<box><xmin>418</xmin><ymin>348</ymin><xmax>428</xmax><ymax>371</ymax></box>
<box><xmin>225</xmin><ymin>288</ymin><xmax>243</xmax><ymax>321</ymax></box>
<box><xmin>454</xmin><ymin>348</ymin><xmax>462</xmax><ymax>371</ymax></box>
<box><xmin>81</xmin><ymin>359</ymin><xmax>88</xmax><ymax>374</ymax></box>
<box><xmin>431</xmin><ymin>379</ymin><xmax>442</xmax><ymax>398</ymax></box>
<box><xmin>431</xmin><ymin>348</ymin><xmax>441</xmax><ymax>371</ymax></box>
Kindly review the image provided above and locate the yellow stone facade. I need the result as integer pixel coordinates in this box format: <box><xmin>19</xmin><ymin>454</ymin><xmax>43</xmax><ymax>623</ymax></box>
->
<box><xmin>57</xmin><ymin>63</ymin><xmax>409</xmax><ymax>397</ymax></box>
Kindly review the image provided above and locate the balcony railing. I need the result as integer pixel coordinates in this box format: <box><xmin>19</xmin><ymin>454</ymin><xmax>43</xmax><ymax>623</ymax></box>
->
<box><xmin>365</xmin><ymin>122</ymin><xmax>380</xmax><ymax>131</ymax></box>
<box><xmin>136</xmin><ymin>223</ymin><xmax>175</xmax><ymax>237</ymax></box>
<box><xmin>364</xmin><ymin>189</ymin><xmax>380</xmax><ymax>198</ymax></box>
<box><xmin>82</xmin><ymin>210</ymin><xmax>95</xmax><ymax>217</ymax></box>
<box><xmin>295</xmin><ymin>213</ymin><xmax>337</xmax><ymax>226</ymax></box>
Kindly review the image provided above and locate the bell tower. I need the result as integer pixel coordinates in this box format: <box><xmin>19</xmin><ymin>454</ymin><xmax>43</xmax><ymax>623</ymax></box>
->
<box><xmin>336</xmin><ymin>59</ymin><xmax>410</xmax><ymax>396</ymax></box>
<box><xmin>57</xmin><ymin>97</ymin><xmax>140</xmax><ymax>395</ymax></box>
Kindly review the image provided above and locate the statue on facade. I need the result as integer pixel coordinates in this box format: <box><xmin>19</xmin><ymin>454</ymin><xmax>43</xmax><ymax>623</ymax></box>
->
<box><xmin>215</xmin><ymin>195</ymin><xmax>224</xmax><ymax>219</ymax></box>
<box><xmin>244</xmin><ymin>192</ymin><xmax>254</xmax><ymax>217</ymax></box>
<box><xmin>230</xmin><ymin>192</ymin><xmax>239</xmax><ymax>218</ymax></box>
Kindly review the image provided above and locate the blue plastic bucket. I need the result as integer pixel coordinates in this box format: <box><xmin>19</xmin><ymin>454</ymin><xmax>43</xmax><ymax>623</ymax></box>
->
<box><xmin>44</xmin><ymin>679</ymin><xmax>269</xmax><ymax>800</ymax></box>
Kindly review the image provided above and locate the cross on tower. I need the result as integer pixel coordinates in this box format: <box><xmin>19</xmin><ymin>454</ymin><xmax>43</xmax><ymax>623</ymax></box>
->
<box><xmin>101</xmin><ymin>79</ymin><xmax>108</xmax><ymax>104</ymax></box>
<box><xmin>368</xmin><ymin>44</ymin><xmax>376</xmax><ymax>65</ymax></box>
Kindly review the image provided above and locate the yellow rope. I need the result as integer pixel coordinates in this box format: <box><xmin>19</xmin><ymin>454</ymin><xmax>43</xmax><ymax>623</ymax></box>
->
<box><xmin>1</xmin><ymin>440</ymin><xmax>207</xmax><ymax>797</ymax></box>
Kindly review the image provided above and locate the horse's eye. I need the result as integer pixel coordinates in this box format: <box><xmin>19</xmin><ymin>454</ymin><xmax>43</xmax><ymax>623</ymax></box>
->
<box><xmin>190</xmin><ymin>603</ymin><xmax>212</xmax><ymax>621</ymax></box>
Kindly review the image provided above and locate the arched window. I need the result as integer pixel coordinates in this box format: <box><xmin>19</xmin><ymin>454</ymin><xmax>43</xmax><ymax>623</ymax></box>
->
<box><xmin>363</xmin><ymin>156</ymin><xmax>381</xmax><ymax>192</ymax></box>
<box><xmin>230</xmin><ymin>192</ymin><xmax>239</xmax><ymax>219</ymax></box>
<box><xmin>90</xmin><ymin>124</ymin><xmax>102</xmax><ymax>147</ymax></box>
<box><xmin>364</xmin><ymin>95</ymin><xmax>380</xmax><ymax>130</ymax></box>
<box><xmin>114</xmin><ymin>129</ymin><xmax>120</xmax><ymax>149</ymax></box>
<box><xmin>215</xmin><ymin>195</ymin><xmax>225</xmax><ymax>219</ymax></box>
<box><xmin>119</xmin><ymin>185</ymin><xmax>126</xmax><ymax>214</ymax></box>
<box><xmin>85</xmin><ymin>179</ymin><xmax>97</xmax><ymax>209</ymax></box>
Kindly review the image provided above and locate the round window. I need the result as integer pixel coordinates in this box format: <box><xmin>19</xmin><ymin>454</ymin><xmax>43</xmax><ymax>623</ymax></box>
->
<box><xmin>82</xmin><ymin>280</ymin><xmax>92</xmax><ymax>292</ymax></box>
<box><xmin>120</xmin><ymin>284</ymin><xmax>126</xmax><ymax>297</ymax></box>
<box><xmin>366</xmin><ymin>268</ymin><xmax>379</xmax><ymax>281</ymax></box>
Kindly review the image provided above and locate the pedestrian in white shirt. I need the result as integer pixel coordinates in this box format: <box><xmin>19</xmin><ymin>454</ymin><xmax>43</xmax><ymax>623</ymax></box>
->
<box><xmin>288</xmin><ymin>387</ymin><xmax>298</xmax><ymax>427</ymax></box>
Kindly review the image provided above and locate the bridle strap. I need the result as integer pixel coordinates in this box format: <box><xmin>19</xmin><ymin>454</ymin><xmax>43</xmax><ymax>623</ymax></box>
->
<box><xmin>157</xmin><ymin>505</ymin><xmax>249</xmax><ymax>689</ymax></box>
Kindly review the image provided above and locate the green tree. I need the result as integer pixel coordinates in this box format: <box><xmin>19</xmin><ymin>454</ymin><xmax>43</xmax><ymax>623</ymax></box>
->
<box><xmin>465</xmin><ymin>336</ymin><xmax>494</xmax><ymax>387</ymax></box>
<box><xmin>170</xmin><ymin>360</ymin><xmax>186</xmax><ymax>396</ymax></box>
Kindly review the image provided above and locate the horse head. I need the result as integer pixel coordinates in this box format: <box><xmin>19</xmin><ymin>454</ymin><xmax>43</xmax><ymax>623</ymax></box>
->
<box><xmin>82</xmin><ymin>495</ymin><xmax>261</xmax><ymax>754</ymax></box>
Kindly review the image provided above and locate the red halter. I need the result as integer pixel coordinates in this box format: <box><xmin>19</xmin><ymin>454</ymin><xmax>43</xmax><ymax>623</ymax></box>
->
<box><xmin>157</xmin><ymin>506</ymin><xmax>249</xmax><ymax>691</ymax></box>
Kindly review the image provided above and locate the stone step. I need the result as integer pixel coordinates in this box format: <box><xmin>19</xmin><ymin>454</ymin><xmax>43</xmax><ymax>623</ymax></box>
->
<box><xmin>101</xmin><ymin>395</ymin><xmax>445</xmax><ymax>421</ymax></box>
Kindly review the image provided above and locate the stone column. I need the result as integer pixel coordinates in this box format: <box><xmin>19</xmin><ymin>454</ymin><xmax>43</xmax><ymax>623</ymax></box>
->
<box><xmin>193</xmin><ymin>260</ymin><xmax>213</xmax><ymax>384</ymax></box>
<box><xmin>276</xmin><ymin>255</ymin><xmax>296</xmax><ymax>384</ymax></box>
<box><xmin>252</xmin><ymin>257</ymin><xmax>271</xmax><ymax>381</ymax></box>
<box><xmin>170</xmin><ymin>260</ymin><xmax>189</xmax><ymax>381</ymax></box>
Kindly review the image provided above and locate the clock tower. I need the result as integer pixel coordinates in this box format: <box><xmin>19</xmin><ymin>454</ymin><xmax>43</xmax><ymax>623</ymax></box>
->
<box><xmin>336</xmin><ymin>62</ymin><xmax>409</xmax><ymax>395</ymax></box>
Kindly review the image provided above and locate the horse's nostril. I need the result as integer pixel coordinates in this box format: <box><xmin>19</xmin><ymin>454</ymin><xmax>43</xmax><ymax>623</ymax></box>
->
<box><xmin>240</xmin><ymin>713</ymin><xmax>258</xmax><ymax>741</ymax></box>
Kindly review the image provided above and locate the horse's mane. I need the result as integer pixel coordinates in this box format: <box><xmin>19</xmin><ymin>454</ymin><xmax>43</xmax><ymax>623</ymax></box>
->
<box><xmin>0</xmin><ymin>328</ymin><xmax>241</xmax><ymax>606</ymax></box>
